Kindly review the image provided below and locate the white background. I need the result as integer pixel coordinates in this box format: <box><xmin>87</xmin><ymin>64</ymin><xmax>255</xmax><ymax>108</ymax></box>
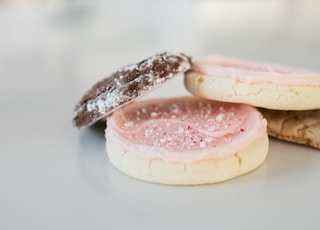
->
<box><xmin>1</xmin><ymin>0</ymin><xmax>320</xmax><ymax>229</ymax></box>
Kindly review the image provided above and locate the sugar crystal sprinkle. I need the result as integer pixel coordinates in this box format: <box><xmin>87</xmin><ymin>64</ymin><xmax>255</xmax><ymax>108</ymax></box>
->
<box><xmin>178</xmin><ymin>127</ymin><xmax>184</xmax><ymax>133</ymax></box>
<box><xmin>124</xmin><ymin>121</ymin><xmax>134</xmax><ymax>127</ymax></box>
<box><xmin>150</xmin><ymin>112</ymin><xmax>158</xmax><ymax>117</ymax></box>
<box><xmin>123</xmin><ymin>99</ymin><xmax>248</xmax><ymax>151</ymax></box>
<box><xmin>216</xmin><ymin>113</ymin><xmax>224</xmax><ymax>121</ymax></box>
<box><xmin>200</xmin><ymin>141</ymin><xmax>206</xmax><ymax>148</ymax></box>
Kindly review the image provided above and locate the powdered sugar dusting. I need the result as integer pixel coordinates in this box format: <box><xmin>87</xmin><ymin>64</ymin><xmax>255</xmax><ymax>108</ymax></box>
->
<box><xmin>73</xmin><ymin>52</ymin><xmax>191</xmax><ymax>127</ymax></box>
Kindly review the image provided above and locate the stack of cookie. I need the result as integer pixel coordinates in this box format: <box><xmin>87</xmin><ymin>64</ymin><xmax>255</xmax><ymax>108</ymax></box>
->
<box><xmin>185</xmin><ymin>55</ymin><xmax>320</xmax><ymax>149</ymax></box>
<box><xmin>73</xmin><ymin>52</ymin><xmax>319</xmax><ymax>185</ymax></box>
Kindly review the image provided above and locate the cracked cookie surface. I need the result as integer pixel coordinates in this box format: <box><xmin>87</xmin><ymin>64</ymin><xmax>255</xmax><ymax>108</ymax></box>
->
<box><xmin>259</xmin><ymin>109</ymin><xmax>320</xmax><ymax>149</ymax></box>
<box><xmin>185</xmin><ymin>55</ymin><xmax>320</xmax><ymax>110</ymax></box>
<box><xmin>73</xmin><ymin>52</ymin><xmax>191</xmax><ymax>128</ymax></box>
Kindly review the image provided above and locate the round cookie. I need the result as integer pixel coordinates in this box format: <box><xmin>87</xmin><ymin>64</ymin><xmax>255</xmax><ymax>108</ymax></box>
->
<box><xmin>259</xmin><ymin>108</ymin><xmax>320</xmax><ymax>149</ymax></box>
<box><xmin>73</xmin><ymin>52</ymin><xmax>192</xmax><ymax>128</ymax></box>
<box><xmin>106</xmin><ymin>97</ymin><xmax>269</xmax><ymax>185</ymax></box>
<box><xmin>184</xmin><ymin>55</ymin><xmax>320</xmax><ymax>110</ymax></box>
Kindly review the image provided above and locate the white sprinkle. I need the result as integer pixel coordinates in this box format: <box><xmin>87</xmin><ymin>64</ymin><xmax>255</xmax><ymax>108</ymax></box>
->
<box><xmin>159</xmin><ymin>139</ymin><xmax>165</xmax><ymax>143</ymax></box>
<box><xmin>178</xmin><ymin>127</ymin><xmax>184</xmax><ymax>133</ymax></box>
<box><xmin>124</xmin><ymin>121</ymin><xmax>134</xmax><ymax>127</ymax></box>
<box><xmin>141</xmin><ymin>108</ymin><xmax>147</xmax><ymax>113</ymax></box>
<box><xmin>205</xmin><ymin>137</ymin><xmax>214</xmax><ymax>143</ymax></box>
<box><xmin>150</xmin><ymin>112</ymin><xmax>158</xmax><ymax>117</ymax></box>
<box><xmin>166</xmin><ymin>123</ymin><xmax>170</xmax><ymax>127</ymax></box>
<box><xmin>144</xmin><ymin>128</ymin><xmax>153</xmax><ymax>136</ymax></box>
<box><xmin>200</xmin><ymin>141</ymin><xmax>206</xmax><ymax>148</ymax></box>
<box><xmin>216</xmin><ymin>113</ymin><xmax>224</xmax><ymax>122</ymax></box>
<box><xmin>208</xmin><ymin>126</ymin><xmax>215</xmax><ymax>131</ymax></box>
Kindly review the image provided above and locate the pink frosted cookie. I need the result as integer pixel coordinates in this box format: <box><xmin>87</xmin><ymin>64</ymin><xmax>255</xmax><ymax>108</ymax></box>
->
<box><xmin>185</xmin><ymin>55</ymin><xmax>320</xmax><ymax>110</ymax></box>
<box><xmin>106</xmin><ymin>97</ymin><xmax>268</xmax><ymax>185</ymax></box>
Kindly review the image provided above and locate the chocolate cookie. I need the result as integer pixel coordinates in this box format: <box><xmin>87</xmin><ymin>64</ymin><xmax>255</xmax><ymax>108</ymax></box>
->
<box><xmin>73</xmin><ymin>52</ymin><xmax>192</xmax><ymax>128</ymax></box>
<box><xmin>259</xmin><ymin>108</ymin><xmax>320</xmax><ymax>149</ymax></box>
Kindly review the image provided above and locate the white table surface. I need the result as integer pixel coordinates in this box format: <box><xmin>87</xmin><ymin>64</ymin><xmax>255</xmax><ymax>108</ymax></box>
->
<box><xmin>1</xmin><ymin>1</ymin><xmax>320</xmax><ymax>229</ymax></box>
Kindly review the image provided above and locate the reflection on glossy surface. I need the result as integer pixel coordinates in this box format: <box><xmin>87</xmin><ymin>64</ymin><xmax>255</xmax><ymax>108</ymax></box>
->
<box><xmin>107</xmin><ymin>160</ymin><xmax>268</xmax><ymax>216</ymax></box>
<box><xmin>76</xmin><ymin>122</ymin><xmax>110</xmax><ymax>196</ymax></box>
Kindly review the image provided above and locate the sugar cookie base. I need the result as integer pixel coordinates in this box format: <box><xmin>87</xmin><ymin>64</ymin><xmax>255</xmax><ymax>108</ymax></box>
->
<box><xmin>184</xmin><ymin>71</ymin><xmax>320</xmax><ymax>110</ymax></box>
<box><xmin>106</xmin><ymin>133</ymin><xmax>269</xmax><ymax>185</ymax></box>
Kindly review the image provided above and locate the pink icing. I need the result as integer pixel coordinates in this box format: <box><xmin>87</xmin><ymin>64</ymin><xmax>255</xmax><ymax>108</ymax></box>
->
<box><xmin>192</xmin><ymin>55</ymin><xmax>320</xmax><ymax>86</ymax></box>
<box><xmin>106</xmin><ymin>97</ymin><xmax>267</xmax><ymax>163</ymax></box>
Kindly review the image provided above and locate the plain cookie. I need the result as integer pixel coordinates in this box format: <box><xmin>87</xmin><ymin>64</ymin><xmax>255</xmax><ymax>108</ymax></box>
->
<box><xmin>259</xmin><ymin>108</ymin><xmax>320</xmax><ymax>149</ymax></box>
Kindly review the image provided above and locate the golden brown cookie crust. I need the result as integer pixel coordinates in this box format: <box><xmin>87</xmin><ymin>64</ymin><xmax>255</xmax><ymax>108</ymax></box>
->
<box><xmin>259</xmin><ymin>109</ymin><xmax>320</xmax><ymax>149</ymax></box>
